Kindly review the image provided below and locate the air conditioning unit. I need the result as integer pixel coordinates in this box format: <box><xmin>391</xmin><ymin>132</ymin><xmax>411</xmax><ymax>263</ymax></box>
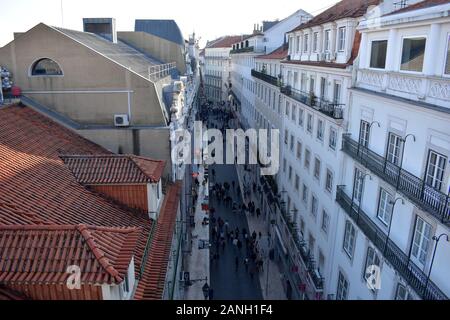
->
<box><xmin>114</xmin><ymin>114</ymin><xmax>129</xmax><ymax>127</ymax></box>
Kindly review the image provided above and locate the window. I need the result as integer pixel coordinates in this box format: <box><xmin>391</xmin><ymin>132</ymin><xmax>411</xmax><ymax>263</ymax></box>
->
<box><xmin>353</xmin><ymin>168</ymin><xmax>365</xmax><ymax>205</ymax></box>
<box><xmin>445</xmin><ymin>35</ymin><xmax>450</xmax><ymax>75</ymax></box>
<box><xmin>387</xmin><ymin>132</ymin><xmax>403</xmax><ymax>166</ymax></box>
<box><xmin>364</xmin><ymin>247</ymin><xmax>381</xmax><ymax>289</ymax></box>
<box><xmin>343</xmin><ymin>220</ymin><xmax>356</xmax><ymax>258</ymax></box>
<box><xmin>401</xmin><ymin>37</ymin><xmax>426</xmax><ymax>72</ymax></box>
<box><xmin>370</xmin><ymin>40</ymin><xmax>388</xmax><ymax>69</ymax></box>
<box><xmin>304</xmin><ymin>149</ymin><xmax>311</xmax><ymax>170</ymax></box>
<box><xmin>329</xmin><ymin>127</ymin><xmax>337</xmax><ymax>150</ymax></box>
<box><xmin>284</xmin><ymin>129</ymin><xmax>289</xmax><ymax>145</ymax></box>
<box><xmin>289</xmin><ymin>165</ymin><xmax>293</xmax><ymax>181</ymax></box>
<box><xmin>336</xmin><ymin>272</ymin><xmax>349</xmax><ymax>300</ymax></box>
<box><xmin>311</xmin><ymin>195</ymin><xmax>318</xmax><ymax>217</ymax></box>
<box><xmin>317</xmin><ymin>119</ymin><xmax>324</xmax><ymax>141</ymax></box>
<box><xmin>377</xmin><ymin>188</ymin><xmax>393</xmax><ymax>226</ymax></box>
<box><xmin>292</xmin><ymin>104</ymin><xmax>297</xmax><ymax>122</ymax></box>
<box><xmin>321</xmin><ymin>210</ymin><xmax>329</xmax><ymax>234</ymax></box>
<box><xmin>411</xmin><ymin>216</ymin><xmax>432</xmax><ymax>266</ymax></box>
<box><xmin>31</xmin><ymin>58</ymin><xmax>63</xmax><ymax>76</ymax></box>
<box><xmin>314</xmin><ymin>158</ymin><xmax>321</xmax><ymax>179</ymax></box>
<box><xmin>302</xmin><ymin>184</ymin><xmax>309</xmax><ymax>204</ymax></box>
<box><xmin>333</xmin><ymin>82</ymin><xmax>341</xmax><ymax>104</ymax></box>
<box><xmin>325</xmin><ymin>169</ymin><xmax>333</xmax><ymax>193</ymax></box>
<box><xmin>359</xmin><ymin>120</ymin><xmax>371</xmax><ymax>148</ymax></box>
<box><xmin>313</xmin><ymin>32</ymin><xmax>318</xmax><ymax>52</ymax></box>
<box><xmin>285</xmin><ymin>101</ymin><xmax>290</xmax><ymax>117</ymax></box>
<box><xmin>298</xmin><ymin>108</ymin><xmax>304</xmax><ymax>127</ymax></box>
<box><xmin>295</xmin><ymin>174</ymin><xmax>300</xmax><ymax>190</ymax></box>
<box><xmin>425</xmin><ymin>150</ymin><xmax>447</xmax><ymax>191</ymax></box>
<box><xmin>290</xmin><ymin>134</ymin><xmax>294</xmax><ymax>152</ymax></box>
<box><xmin>324</xmin><ymin>30</ymin><xmax>331</xmax><ymax>52</ymax></box>
<box><xmin>296</xmin><ymin>141</ymin><xmax>302</xmax><ymax>159</ymax></box>
<box><xmin>395</xmin><ymin>284</ymin><xmax>413</xmax><ymax>300</ymax></box>
<box><xmin>304</xmin><ymin>34</ymin><xmax>309</xmax><ymax>52</ymax></box>
<box><xmin>338</xmin><ymin>27</ymin><xmax>346</xmax><ymax>51</ymax></box>
<box><xmin>307</xmin><ymin>114</ymin><xmax>313</xmax><ymax>133</ymax></box>
<box><xmin>296</xmin><ymin>35</ymin><xmax>301</xmax><ymax>53</ymax></box>
<box><xmin>283</xmin><ymin>158</ymin><xmax>287</xmax><ymax>173</ymax></box>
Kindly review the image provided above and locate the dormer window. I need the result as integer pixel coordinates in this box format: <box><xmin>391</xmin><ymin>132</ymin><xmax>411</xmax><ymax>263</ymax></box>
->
<box><xmin>324</xmin><ymin>30</ymin><xmax>331</xmax><ymax>52</ymax></box>
<box><xmin>338</xmin><ymin>27</ymin><xmax>346</xmax><ymax>52</ymax></box>
<box><xmin>400</xmin><ymin>37</ymin><xmax>426</xmax><ymax>72</ymax></box>
<box><xmin>370</xmin><ymin>40</ymin><xmax>388</xmax><ymax>69</ymax></box>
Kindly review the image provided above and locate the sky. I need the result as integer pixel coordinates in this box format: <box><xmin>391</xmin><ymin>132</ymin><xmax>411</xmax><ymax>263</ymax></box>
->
<box><xmin>0</xmin><ymin>0</ymin><xmax>340</xmax><ymax>48</ymax></box>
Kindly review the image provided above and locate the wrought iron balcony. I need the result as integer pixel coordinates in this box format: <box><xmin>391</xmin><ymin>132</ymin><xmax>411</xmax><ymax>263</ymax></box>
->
<box><xmin>342</xmin><ymin>134</ymin><xmax>450</xmax><ymax>225</ymax></box>
<box><xmin>251</xmin><ymin>69</ymin><xmax>280</xmax><ymax>87</ymax></box>
<box><xmin>230</xmin><ymin>46</ymin><xmax>254</xmax><ymax>54</ymax></box>
<box><xmin>336</xmin><ymin>186</ymin><xmax>447</xmax><ymax>300</ymax></box>
<box><xmin>280</xmin><ymin>85</ymin><xmax>344</xmax><ymax>120</ymax></box>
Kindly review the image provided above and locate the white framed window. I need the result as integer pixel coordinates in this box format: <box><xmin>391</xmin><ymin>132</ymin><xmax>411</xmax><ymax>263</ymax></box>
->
<box><xmin>298</xmin><ymin>108</ymin><xmax>304</xmax><ymax>127</ymax></box>
<box><xmin>307</xmin><ymin>114</ymin><xmax>313</xmax><ymax>133</ymax></box>
<box><xmin>364</xmin><ymin>247</ymin><xmax>381</xmax><ymax>290</ymax></box>
<box><xmin>321</xmin><ymin>210</ymin><xmax>329</xmax><ymax>234</ymax></box>
<box><xmin>285</xmin><ymin>101</ymin><xmax>290</xmax><ymax>117</ymax></box>
<box><xmin>302</xmin><ymin>184</ymin><xmax>309</xmax><ymax>204</ymax></box>
<box><xmin>370</xmin><ymin>40</ymin><xmax>388</xmax><ymax>69</ymax></box>
<box><xmin>313</xmin><ymin>32</ymin><xmax>318</xmax><ymax>52</ymax></box>
<box><xmin>425</xmin><ymin>150</ymin><xmax>447</xmax><ymax>191</ymax></box>
<box><xmin>284</xmin><ymin>129</ymin><xmax>289</xmax><ymax>145</ymax></box>
<box><xmin>411</xmin><ymin>216</ymin><xmax>432</xmax><ymax>266</ymax></box>
<box><xmin>333</xmin><ymin>81</ymin><xmax>341</xmax><ymax>104</ymax></box>
<box><xmin>395</xmin><ymin>284</ymin><xmax>413</xmax><ymax>300</ymax></box>
<box><xmin>353</xmin><ymin>168</ymin><xmax>364</xmax><ymax>206</ymax></box>
<box><xmin>336</xmin><ymin>271</ymin><xmax>349</xmax><ymax>300</ymax></box>
<box><xmin>359</xmin><ymin>120</ymin><xmax>371</xmax><ymax>148</ymax></box>
<box><xmin>343</xmin><ymin>220</ymin><xmax>356</xmax><ymax>259</ymax></box>
<box><xmin>317</xmin><ymin>119</ymin><xmax>324</xmax><ymax>141</ymax></box>
<box><xmin>400</xmin><ymin>37</ymin><xmax>426</xmax><ymax>72</ymax></box>
<box><xmin>387</xmin><ymin>132</ymin><xmax>403</xmax><ymax>166</ymax></box>
<box><xmin>296</xmin><ymin>141</ymin><xmax>302</xmax><ymax>160</ymax></box>
<box><xmin>304</xmin><ymin>149</ymin><xmax>311</xmax><ymax>170</ymax></box>
<box><xmin>314</xmin><ymin>157</ymin><xmax>321</xmax><ymax>180</ymax></box>
<box><xmin>295</xmin><ymin>174</ymin><xmax>300</xmax><ymax>190</ymax></box>
<box><xmin>292</xmin><ymin>104</ymin><xmax>297</xmax><ymax>122</ymax></box>
<box><xmin>329</xmin><ymin>127</ymin><xmax>337</xmax><ymax>151</ymax></box>
<box><xmin>377</xmin><ymin>188</ymin><xmax>393</xmax><ymax>226</ymax></box>
<box><xmin>311</xmin><ymin>195</ymin><xmax>318</xmax><ymax>217</ymax></box>
<box><xmin>296</xmin><ymin>35</ymin><xmax>301</xmax><ymax>53</ymax></box>
<box><xmin>338</xmin><ymin>27</ymin><xmax>346</xmax><ymax>51</ymax></box>
<box><xmin>324</xmin><ymin>30</ymin><xmax>331</xmax><ymax>52</ymax></box>
<box><xmin>290</xmin><ymin>134</ymin><xmax>294</xmax><ymax>152</ymax></box>
<box><xmin>283</xmin><ymin>158</ymin><xmax>287</xmax><ymax>173</ymax></box>
<box><xmin>304</xmin><ymin>34</ymin><xmax>309</xmax><ymax>53</ymax></box>
<box><xmin>289</xmin><ymin>165</ymin><xmax>293</xmax><ymax>181</ymax></box>
<box><xmin>325</xmin><ymin>169</ymin><xmax>333</xmax><ymax>193</ymax></box>
<box><xmin>445</xmin><ymin>34</ymin><xmax>450</xmax><ymax>75</ymax></box>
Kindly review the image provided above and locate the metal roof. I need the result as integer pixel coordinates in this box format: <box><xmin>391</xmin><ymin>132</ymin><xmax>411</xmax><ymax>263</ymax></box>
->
<box><xmin>135</xmin><ymin>20</ymin><xmax>184</xmax><ymax>46</ymax></box>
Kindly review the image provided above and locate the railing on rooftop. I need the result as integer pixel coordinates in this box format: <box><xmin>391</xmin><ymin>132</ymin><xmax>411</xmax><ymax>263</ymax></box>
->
<box><xmin>148</xmin><ymin>62</ymin><xmax>177</xmax><ymax>81</ymax></box>
<box><xmin>251</xmin><ymin>69</ymin><xmax>280</xmax><ymax>87</ymax></box>
<box><xmin>280</xmin><ymin>85</ymin><xmax>344</xmax><ymax>120</ymax></box>
<box><xmin>342</xmin><ymin>134</ymin><xmax>450</xmax><ymax>225</ymax></box>
<box><xmin>336</xmin><ymin>185</ymin><xmax>447</xmax><ymax>300</ymax></box>
<box><xmin>230</xmin><ymin>46</ymin><xmax>254</xmax><ymax>54</ymax></box>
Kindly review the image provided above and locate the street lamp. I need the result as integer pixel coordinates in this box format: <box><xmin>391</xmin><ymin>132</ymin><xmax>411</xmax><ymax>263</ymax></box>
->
<box><xmin>396</xmin><ymin>134</ymin><xmax>416</xmax><ymax>189</ymax></box>
<box><xmin>425</xmin><ymin>233</ymin><xmax>449</xmax><ymax>295</ymax></box>
<box><xmin>384</xmin><ymin>197</ymin><xmax>405</xmax><ymax>253</ymax></box>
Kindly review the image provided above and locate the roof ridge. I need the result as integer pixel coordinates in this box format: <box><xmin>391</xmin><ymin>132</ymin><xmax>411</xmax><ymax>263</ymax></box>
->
<box><xmin>76</xmin><ymin>224</ymin><xmax>123</xmax><ymax>283</ymax></box>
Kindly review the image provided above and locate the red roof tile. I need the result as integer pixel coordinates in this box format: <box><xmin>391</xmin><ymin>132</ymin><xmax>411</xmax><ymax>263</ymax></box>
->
<box><xmin>385</xmin><ymin>0</ymin><xmax>449</xmax><ymax>15</ymax></box>
<box><xmin>61</xmin><ymin>154</ymin><xmax>165</xmax><ymax>184</ymax></box>
<box><xmin>291</xmin><ymin>0</ymin><xmax>381</xmax><ymax>32</ymax></box>
<box><xmin>0</xmin><ymin>105</ymin><xmax>180</xmax><ymax>300</ymax></box>
<box><xmin>258</xmin><ymin>44</ymin><xmax>289</xmax><ymax>60</ymax></box>
<box><xmin>134</xmin><ymin>182</ymin><xmax>181</xmax><ymax>300</ymax></box>
<box><xmin>0</xmin><ymin>224</ymin><xmax>140</xmax><ymax>285</ymax></box>
<box><xmin>206</xmin><ymin>35</ymin><xmax>250</xmax><ymax>48</ymax></box>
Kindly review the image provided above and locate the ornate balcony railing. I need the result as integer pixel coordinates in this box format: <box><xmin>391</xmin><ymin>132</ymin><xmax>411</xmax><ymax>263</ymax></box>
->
<box><xmin>230</xmin><ymin>46</ymin><xmax>254</xmax><ymax>54</ymax></box>
<box><xmin>251</xmin><ymin>69</ymin><xmax>280</xmax><ymax>87</ymax></box>
<box><xmin>260</xmin><ymin>175</ymin><xmax>324</xmax><ymax>291</ymax></box>
<box><xmin>280</xmin><ymin>85</ymin><xmax>344</xmax><ymax>119</ymax></box>
<box><xmin>336</xmin><ymin>186</ymin><xmax>447</xmax><ymax>300</ymax></box>
<box><xmin>342</xmin><ymin>134</ymin><xmax>450</xmax><ymax>225</ymax></box>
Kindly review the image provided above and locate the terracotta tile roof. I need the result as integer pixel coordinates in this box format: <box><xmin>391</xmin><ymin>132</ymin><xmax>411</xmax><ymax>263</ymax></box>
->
<box><xmin>134</xmin><ymin>182</ymin><xmax>181</xmax><ymax>300</ymax></box>
<box><xmin>206</xmin><ymin>35</ymin><xmax>250</xmax><ymax>48</ymax></box>
<box><xmin>0</xmin><ymin>285</ymin><xmax>28</xmax><ymax>300</ymax></box>
<box><xmin>0</xmin><ymin>105</ymin><xmax>181</xmax><ymax>299</ymax></box>
<box><xmin>385</xmin><ymin>0</ymin><xmax>449</xmax><ymax>15</ymax></box>
<box><xmin>0</xmin><ymin>224</ymin><xmax>141</xmax><ymax>285</ymax></box>
<box><xmin>257</xmin><ymin>44</ymin><xmax>289</xmax><ymax>60</ymax></box>
<box><xmin>61</xmin><ymin>155</ymin><xmax>165</xmax><ymax>184</ymax></box>
<box><xmin>290</xmin><ymin>0</ymin><xmax>381</xmax><ymax>32</ymax></box>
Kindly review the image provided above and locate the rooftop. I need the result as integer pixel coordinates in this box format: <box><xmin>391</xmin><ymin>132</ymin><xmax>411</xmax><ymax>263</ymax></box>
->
<box><xmin>385</xmin><ymin>0</ymin><xmax>449</xmax><ymax>15</ymax></box>
<box><xmin>135</xmin><ymin>20</ymin><xmax>184</xmax><ymax>46</ymax></box>
<box><xmin>206</xmin><ymin>35</ymin><xmax>251</xmax><ymax>49</ymax></box>
<box><xmin>257</xmin><ymin>43</ymin><xmax>289</xmax><ymax>60</ymax></box>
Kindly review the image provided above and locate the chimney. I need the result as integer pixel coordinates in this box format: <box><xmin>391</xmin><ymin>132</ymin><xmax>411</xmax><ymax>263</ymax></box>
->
<box><xmin>83</xmin><ymin>18</ymin><xmax>117</xmax><ymax>43</ymax></box>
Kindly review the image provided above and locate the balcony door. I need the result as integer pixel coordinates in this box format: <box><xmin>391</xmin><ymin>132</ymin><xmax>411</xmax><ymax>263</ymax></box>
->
<box><xmin>425</xmin><ymin>150</ymin><xmax>447</xmax><ymax>192</ymax></box>
<box><xmin>386</xmin><ymin>132</ymin><xmax>403</xmax><ymax>166</ymax></box>
<box><xmin>352</xmin><ymin>168</ymin><xmax>364</xmax><ymax>206</ymax></box>
<box><xmin>359</xmin><ymin>120</ymin><xmax>370</xmax><ymax>148</ymax></box>
<box><xmin>410</xmin><ymin>216</ymin><xmax>432</xmax><ymax>269</ymax></box>
<box><xmin>320</xmin><ymin>77</ymin><xmax>327</xmax><ymax>100</ymax></box>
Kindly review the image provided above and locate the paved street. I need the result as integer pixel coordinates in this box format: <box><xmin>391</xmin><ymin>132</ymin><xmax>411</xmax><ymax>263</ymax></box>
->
<box><xmin>209</xmin><ymin>164</ymin><xmax>263</xmax><ymax>300</ymax></box>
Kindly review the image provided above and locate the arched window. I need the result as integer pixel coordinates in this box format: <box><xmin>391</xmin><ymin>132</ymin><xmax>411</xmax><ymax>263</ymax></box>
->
<box><xmin>31</xmin><ymin>58</ymin><xmax>63</xmax><ymax>76</ymax></box>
